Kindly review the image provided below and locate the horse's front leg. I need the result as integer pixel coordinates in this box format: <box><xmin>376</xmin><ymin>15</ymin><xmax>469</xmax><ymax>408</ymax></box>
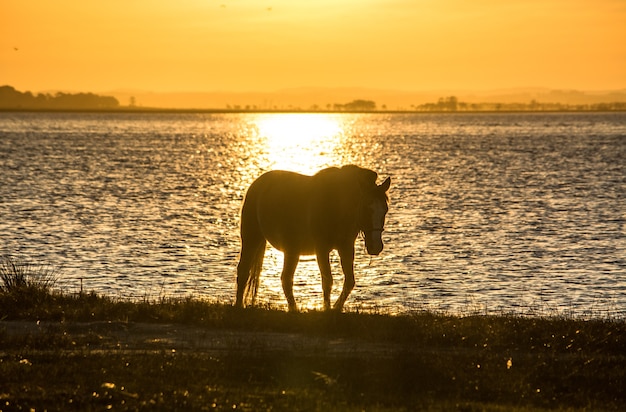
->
<box><xmin>334</xmin><ymin>246</ymin><xmax>355</xmax><ymax>311</ymax></box>
<box><xmin>281</xmin><ymin>252</ymin><xmax>300</xmax><ymax>312</ymax></box>
<box><xmin>316</xmin><ymin>250</ymin><xmax>333</xmax><ymax>311</ymax></box>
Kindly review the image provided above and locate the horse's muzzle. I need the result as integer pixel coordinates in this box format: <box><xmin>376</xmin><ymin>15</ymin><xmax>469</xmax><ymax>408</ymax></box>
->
<box><xmin>364</xmin><ymin>231</ymin><xmax>384</xmax><ymax>255</ymax></box>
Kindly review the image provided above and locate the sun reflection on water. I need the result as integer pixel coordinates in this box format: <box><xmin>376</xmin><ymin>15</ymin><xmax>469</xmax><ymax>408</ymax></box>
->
<box><xmin>253</xmin><ymin>113</ymin><xmax>346</xmax><ymax>175</ymax></box>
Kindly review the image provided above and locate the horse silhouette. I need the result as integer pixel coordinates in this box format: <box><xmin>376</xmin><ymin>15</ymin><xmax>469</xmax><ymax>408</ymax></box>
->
<box><xmin>235</xmin><ymin>165</ymin><xmax>391</xmax><ymax>312</ymax></box>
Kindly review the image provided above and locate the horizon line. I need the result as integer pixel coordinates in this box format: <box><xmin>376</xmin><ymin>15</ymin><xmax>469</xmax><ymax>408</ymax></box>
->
<box><xmin>13</xmin><ymin>85</ymin><xmax>626</xmax><ymax>95</ymax></box>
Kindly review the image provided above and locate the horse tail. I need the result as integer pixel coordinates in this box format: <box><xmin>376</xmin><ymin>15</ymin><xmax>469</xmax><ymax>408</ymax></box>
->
<box><xmin>243</xmin><ymin>241</ymin><xmax>265</xmax><ymax>305</ymax></box>
<box><xmin>236</xmin><ymin>222</ymin><xmax>266</xmax><ymax>307</ymax></box>
<box><xmin>236</xmin><ymin>184</ymin><xmax>266</xmax><ymax>308</ymax></box>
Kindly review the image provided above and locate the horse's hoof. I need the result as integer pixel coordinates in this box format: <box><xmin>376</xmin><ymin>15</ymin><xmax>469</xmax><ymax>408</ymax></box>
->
<box><xmin>332</xmin><ymin>303</ymin><xmax>345</xmax><ymax>312</ymax></box>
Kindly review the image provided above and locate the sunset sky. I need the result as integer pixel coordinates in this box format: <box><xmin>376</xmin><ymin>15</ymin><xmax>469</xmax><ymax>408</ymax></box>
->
<box><xmin>2</xmin><ymin>0</ymin><xmax>625</xmax><ymax>94</ymax></box>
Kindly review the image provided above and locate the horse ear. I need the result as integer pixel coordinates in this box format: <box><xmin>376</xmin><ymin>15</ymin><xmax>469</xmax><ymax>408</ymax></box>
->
<box><xmin>379</xmin><ymin>176</ymin><xmax>391</xmax><ymax>192</ymax></box>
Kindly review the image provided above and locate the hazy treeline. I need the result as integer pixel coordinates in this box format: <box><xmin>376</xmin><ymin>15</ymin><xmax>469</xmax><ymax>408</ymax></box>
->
<box><xmin>2</xmin><ymin>85</ymin><xmax>624</xmax><ymax>112</ymax></box>
<box><xmin>308</xmin><ymin>99</ymin><xmax>379</xmax><ymax>111</ymax></box>
<box><xmin>228</xmin><ymin>99</ymin><xmax>379</xmax><ymax>112</ymax></box>
<box><xmin>0</xmin><ymin>85</ymin><xmax>119</xmax><ymax>109</ymax></box>
<box><xmin>228</xmin><ymin>96</ymin><xmax>626</xmax><ymax>112</ymax></box>
<box><xmin>333</xmin><ymin>99</ymin><xmax>377</xmax><ymax>111</ymax></box>
<box><xmin>416</xmin><ymin>95</ymin><xmax>626</xmax><ymax>112</ymax></box>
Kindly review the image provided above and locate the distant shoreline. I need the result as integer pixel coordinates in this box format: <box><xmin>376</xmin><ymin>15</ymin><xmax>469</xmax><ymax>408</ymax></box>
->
<box><xmin>2</xmin><ymin>107</ymin><xmax>625</xmax><ymax>114</ymax></box>
<box><xmin>4</xmin><ymin>85</ymin><xmax>626</xmax><ymax>114</ymax></box>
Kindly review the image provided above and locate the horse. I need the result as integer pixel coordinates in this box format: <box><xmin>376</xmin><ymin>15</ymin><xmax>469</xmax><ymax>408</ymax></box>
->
<box><xmin>234</xmin><ymin>165</ymin><xmax>391</xmax><ymax>312</ymax></box>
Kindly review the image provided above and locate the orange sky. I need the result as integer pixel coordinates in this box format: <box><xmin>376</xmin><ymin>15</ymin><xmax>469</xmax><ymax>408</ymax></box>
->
<box><xmin>2</xmin><ymin>0</ymin><xmax>625</xmax><ymax>94</ymax></box>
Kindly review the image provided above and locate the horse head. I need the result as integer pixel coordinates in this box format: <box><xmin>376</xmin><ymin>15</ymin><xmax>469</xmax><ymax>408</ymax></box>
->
<box><xmin>360</xmin><ymin>176</ymin><xmax>391</xmax><ymax>255</ymax></box>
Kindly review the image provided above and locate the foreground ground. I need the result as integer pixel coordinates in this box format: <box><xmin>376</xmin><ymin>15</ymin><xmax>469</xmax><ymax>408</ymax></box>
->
<box><xmin>1</xmin><ymin>293</ymin><xmax>625</xmax><ymax>411</ymax></box>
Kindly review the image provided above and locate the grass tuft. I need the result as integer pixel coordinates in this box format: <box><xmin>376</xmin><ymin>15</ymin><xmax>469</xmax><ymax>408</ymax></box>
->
<box><xmin>0</xmin><ymin>257</ymin><xmax>59</xmax><ymax>313</ymax></box>
<box><xmin>0</xmin><ymin>257</ymin><xmax>57</xmax><ymax>292</ymax></box>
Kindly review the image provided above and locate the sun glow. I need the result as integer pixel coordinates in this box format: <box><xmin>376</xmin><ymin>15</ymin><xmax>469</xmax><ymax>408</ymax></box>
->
<box><xmin>3</xmin><ymin>1</ymin><xmax>625</xmax><ymax>94</ymax></box>
<box><xmin>253</xmin><ymin>113</ymin><xmax>345</xmax><ymax>175</ymax></box>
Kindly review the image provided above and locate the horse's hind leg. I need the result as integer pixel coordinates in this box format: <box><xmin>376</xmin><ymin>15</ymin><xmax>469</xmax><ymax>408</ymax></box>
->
<box><xmin>316</xmin><ymin>250</ymin><xmax>333</xmax><ymax>311</ymax></box>
<box><xmin>281</xmin><ymin>252</ymin><xmax>299</xmax><ymax>312</ymax></box>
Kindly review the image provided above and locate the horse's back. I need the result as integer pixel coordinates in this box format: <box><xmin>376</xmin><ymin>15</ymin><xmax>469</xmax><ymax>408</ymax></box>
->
<box><xmin>246</xmin><ymin>170</ymin><xmax>313</xmax><ymax>210</ymax></box>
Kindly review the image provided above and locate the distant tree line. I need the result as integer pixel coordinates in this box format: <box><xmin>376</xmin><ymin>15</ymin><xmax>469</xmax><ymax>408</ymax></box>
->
<box><xmin>0</xmin><ymin>85</ymin><xmax>119</xmax><ymax>109</ymax></box>
<box><xmin>226</xmin><ymin>96</ymin><xmax>625</xmax><ymax>113</ymax></box>
<box><xmin>415</xmin><ymin>96</ymin><xmax>626</xmax><ymax>112</ymax></box>
<box><xmin>227</xmin><ymin>99</ymin><xmax>380</xmax><ymax>112</ymax></box>
<box><xmin>332</xmin><ymin>99</ymin><xmax>377</xmax><ymax>111</ymax></box>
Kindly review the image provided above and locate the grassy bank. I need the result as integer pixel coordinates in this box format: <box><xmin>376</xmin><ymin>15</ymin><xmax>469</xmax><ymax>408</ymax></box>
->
<box><xmin>1</xmin><ymin>260</ymin><xmax>625</xmax><ymax>411</ymax></box>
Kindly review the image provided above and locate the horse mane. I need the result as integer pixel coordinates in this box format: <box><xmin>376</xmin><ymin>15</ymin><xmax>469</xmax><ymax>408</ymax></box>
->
<box><xmin>312</xmin><ymin>166</ymin><xmax>388</xmax><ymax>231</ymax></box>
<box><xmin>314</xmin><ymin>165</ymin><xmax>377</xmax><ymax>186</ymax></box>
<box><xmin>332</xmin><ymin>165</ymin><xmax>388</xmax><ymax>202</ymax></box>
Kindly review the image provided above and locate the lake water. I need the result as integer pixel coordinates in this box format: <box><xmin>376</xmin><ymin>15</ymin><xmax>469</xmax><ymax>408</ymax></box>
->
<box><xmin>1</xmin><ymin>112</ymin><xmax>625</xmax><ymax>317</ymax></box>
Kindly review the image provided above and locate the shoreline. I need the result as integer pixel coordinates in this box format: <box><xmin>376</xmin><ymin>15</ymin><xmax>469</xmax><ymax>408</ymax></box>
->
<box><xmin>1</xmin><ymin>267</ymin><xmax>624</xmax><ymax>411</ymax></box>
<box><xmin>2</xmin><ymin>107</ymin><xmax>625</xmax><ymax>114</ymax></box>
